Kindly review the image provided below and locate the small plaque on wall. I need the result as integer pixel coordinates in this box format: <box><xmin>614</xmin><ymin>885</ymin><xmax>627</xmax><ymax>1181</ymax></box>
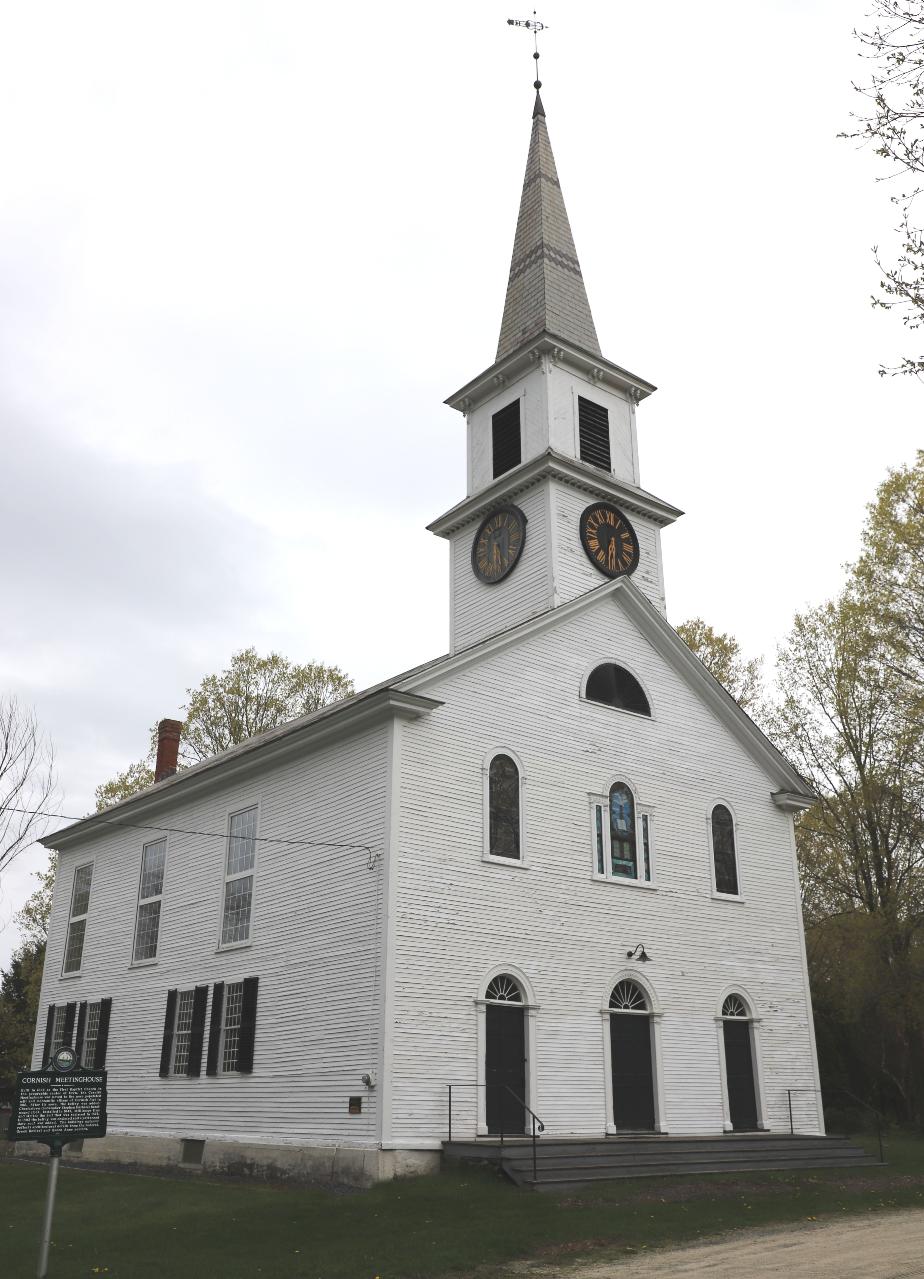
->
<box><xmin>348</xmin><ymin>1096</ymin><xmax>362</xmax><ymax>1115</ymax></box>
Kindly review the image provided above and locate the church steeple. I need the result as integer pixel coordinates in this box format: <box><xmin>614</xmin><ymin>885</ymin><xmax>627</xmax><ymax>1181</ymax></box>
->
<box><xmin>433</xmin><ymin>85</ymin><xmax>681</xmax><ymax>656</ymax></box>
<box><xmin>496</xmin><ymin>96</ymin><xmax>601</xmax><ymax>360</ymax></box>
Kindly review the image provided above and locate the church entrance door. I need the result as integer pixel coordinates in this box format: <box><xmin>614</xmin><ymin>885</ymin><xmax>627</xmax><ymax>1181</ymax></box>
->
<box><xmin>485</xmin><ymin>1003</ymin><xmax>526</xmax><ymax>1135</ymax></box>
<box><xmin>723</xmin><ymin>1019</ymin><xmax>759</xmax><ymax>1130</ymax></box>
<box><xmin>610</xmin><ymin>1012</ymin><xmax>656</xmax><ymax>1131</ymax></box>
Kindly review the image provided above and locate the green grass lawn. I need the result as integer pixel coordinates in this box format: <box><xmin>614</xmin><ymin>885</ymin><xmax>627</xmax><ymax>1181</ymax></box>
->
<box><xmin>1</xmin><ymin>1133</ymin><xmax>922</xmax><ymax>1279</ymax></box>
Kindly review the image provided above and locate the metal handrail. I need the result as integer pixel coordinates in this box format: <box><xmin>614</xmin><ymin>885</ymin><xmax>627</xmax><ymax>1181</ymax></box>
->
<box><xmin>446</xmin><ymin>1082</ymin><xmax>545</xmax><ymax>1182</ymax></box>
<box><xmin>786</xmin><ymin>1086</ymin><xmax>885</xmax><ymax>1163</ymax></box>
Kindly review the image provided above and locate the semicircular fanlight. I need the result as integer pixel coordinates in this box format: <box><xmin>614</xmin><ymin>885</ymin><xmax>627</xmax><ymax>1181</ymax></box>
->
<box><xmin>485</xmin><ymin>974</ymin><xmax>524</xmax><ymax>1003</ymax></box>
<box><xmin>722</xmin><ymin>994</ymin><xmax>749</xmax><ymax>1018</ymax></box>
<box><xmin>609</xmin><ymin>979</ymin><xmax>648</xmax><ymax>1012</ymax></box>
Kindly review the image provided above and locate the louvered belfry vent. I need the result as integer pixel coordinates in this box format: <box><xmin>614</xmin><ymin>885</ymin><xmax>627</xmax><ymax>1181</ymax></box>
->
<box><xmin>492</xmin><ymin>400</ymin><xmax>522</xmax><ymax>478</ymax></box>
<box><xmin>578</xmin><ymin>397</ymin><xmax>611</xmax><ymax>472</ymax></box>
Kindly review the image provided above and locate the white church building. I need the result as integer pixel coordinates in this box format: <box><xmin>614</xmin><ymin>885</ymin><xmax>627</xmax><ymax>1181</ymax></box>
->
<box><xmin>30</xmin><ymin>89</ymin><xmax>828</xmax><ymax>1185</ymax></box>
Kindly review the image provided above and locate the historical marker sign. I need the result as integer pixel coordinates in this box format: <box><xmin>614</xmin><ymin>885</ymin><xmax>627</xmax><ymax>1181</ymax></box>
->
<box><xmin>9</xmin><ymin>1051</ymin><xmax>107</xmax><ymax>1150</ymax></box>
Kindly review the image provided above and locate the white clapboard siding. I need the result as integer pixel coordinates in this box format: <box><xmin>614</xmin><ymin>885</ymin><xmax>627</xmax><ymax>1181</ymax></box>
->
<box><xmin>390</xmin><ymin>588</ymin><xmax>818</xmax><ymax>1144</ymax></box>
<box><xmin>450</xmin><ymin>484</ymin><xmax>551</xmax><ymax>652</ymax></box>
<box><xmin>552</xmin><ymin>479</ymin><xmax>666</xmax><ymax>615</ymax></box>
<box><xmin>36</xmin><ymin>726</ymin><xmax>391</xmax><ymax>1148</ymax></box>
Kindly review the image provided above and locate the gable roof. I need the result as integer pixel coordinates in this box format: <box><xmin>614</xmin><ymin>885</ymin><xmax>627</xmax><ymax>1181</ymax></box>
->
<box><xmin>394</xmin><ymin>578</ymin><xmax>814</xmax><ymax>806</ymax></box>
<box><xmin>44</xmin><ymin>578</ymin><xmax>812</xmax><ymax>852</ymax></box>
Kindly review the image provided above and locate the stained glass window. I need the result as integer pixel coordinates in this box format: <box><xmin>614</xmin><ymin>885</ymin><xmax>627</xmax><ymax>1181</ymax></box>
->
<box><xmin>609</xmin><ymin>783</ymin><xmax>637</xmax><ymax>878</ymax></box>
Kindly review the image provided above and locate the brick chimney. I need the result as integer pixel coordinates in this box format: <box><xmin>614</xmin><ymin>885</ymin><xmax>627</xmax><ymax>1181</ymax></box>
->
<box><xmin>154</xmin><ymin>719</ymin><xmax>182</xmax><ymax>783</ymax></box>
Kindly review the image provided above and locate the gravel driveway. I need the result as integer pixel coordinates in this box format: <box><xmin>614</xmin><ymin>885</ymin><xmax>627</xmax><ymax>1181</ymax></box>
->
<box><xmin>506</xmin><ymin>1208</ymin><xmax>924</xmax><ymax>1278</ymax></box>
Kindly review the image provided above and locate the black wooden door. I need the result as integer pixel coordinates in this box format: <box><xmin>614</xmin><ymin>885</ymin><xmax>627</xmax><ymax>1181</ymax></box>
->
<box><xmin>723</xmin><ymin>1020</ymin><xmax>759</xmax><ymax>1131</ymax></box>
<box><xmin>485</xmin><ymin>1004</ymin><xmax>526</xmax><ymax>1135</ymax></box>
<box><xmin>611</xmin><ymin>1013</ymin><xmax>656</xmax><ymax>1131</ymax></box>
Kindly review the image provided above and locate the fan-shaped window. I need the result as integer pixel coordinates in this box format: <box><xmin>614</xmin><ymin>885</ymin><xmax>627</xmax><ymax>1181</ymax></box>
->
<box><xmin>722</xmin><ymin>994</ymin><xmax>749</xmax><ymax>1018</ymax></box>
<box><xmin>489</xmin><ymin>754</ymin><xmax>521</xmax><ymax>860</ymax></box>
<box><xmin>485</xmin><ymin>974</ymin><xmax>523</xmax><ymax>1003</ymax></box>
<box><xmin>586</xmin><ymin>664</ymin><xmax>650</xmax><ymax>716</ymax></box>
<box><xmin>711</xmin><ymin>804</ymin><xmax>739</xmax><ymax>896</ymax></box>
<box><xmin>609</xmin><ymin>980</ymin><xmax>648</xmax><ymax>1012</ymax></box>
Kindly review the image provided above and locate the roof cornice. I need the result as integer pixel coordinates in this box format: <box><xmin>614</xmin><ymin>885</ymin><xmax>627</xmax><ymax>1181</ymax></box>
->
<box><xmin>427</xmin><ymin>449</ymin><xmax>683</xmax><ymax>538</ymax></box>
<box><xmin>444</xmin><ymin>333</ymin><xmax>657</xmax><ymax>415</ymax></box>
<box><xmin>616</xmin><ymin>582</ymin><xmax>816</xmax><ymax>802</ymax></box>
<box><xmin>41</xmin><ymin>689</ymin><xmax>442</xmax><ymax>852</ymax></box>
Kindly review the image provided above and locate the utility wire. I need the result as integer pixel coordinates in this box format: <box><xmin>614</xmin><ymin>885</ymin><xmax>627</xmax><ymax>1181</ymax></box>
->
<box><xmin>7</xmin><ymin>806</ymin><xmax>375</xmax><ymax>857</ymax></box>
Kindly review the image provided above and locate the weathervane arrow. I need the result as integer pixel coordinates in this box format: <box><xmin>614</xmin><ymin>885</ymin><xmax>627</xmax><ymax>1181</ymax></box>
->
<box><xmin>507</xmin><ymin>10</ymin><xmax>548</xmax><ymax>92</ymax></box>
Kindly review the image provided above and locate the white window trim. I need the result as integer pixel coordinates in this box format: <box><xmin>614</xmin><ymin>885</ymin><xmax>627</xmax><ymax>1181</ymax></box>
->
<box><xmin>473</xmin><ymin>964</ymin><xmax>539</xmax><ymax>1137</ymax></box>
<box><xmin>589</xmin><ymin>780</ymin><xmax>656</xmax><ymax>887</ymax></box>
<box><xmin>578</xmin><ymin>658</ymin><xmax>656</xmax><ymax>720</ymax></box>
<box><xmin>80</xmin><ymin>1000</ymin><xmax>102</xmax><ymax>1068</ymax></box>
<box><xmin>61</xmin><ymin>860</ymin><xmax>94</xmax><ymax>977</ymax></box>
<box><xmin>708</xmin><ymin>799</ymin><xmax>744</xmax><ymax>901</ymax></box>
<box><xmin>168</xmin><ymin>988</ymin><xmax>197</xmax><ymax>1078</ymax></box>
<box><xmin>217</xmin><ymin>800</ymin><xmax>261</xmax><ymax>951</ymax></box>
<box><xmin>599</xmin><ymin>970</ymin><xmax>668</xmax><ymax>1135</ymax></box>
<box><xmin>131</xmin><ymin>836</ymin><xmax>168</xmax><ymax>966</ymax></box>
<box><xmin>714</xmin><ymin>985</ymin><xmax>769</xmax><ymax>1132</ymax></box>
<box><xmin>218</xmin><ymin>979</ymin><xmax>246</xmax><ymax>1075</ymax></box>
<box><xmin>482</xmin><ymin>748</ymin><xmax>528</xmax><ymax>868</ymax></box>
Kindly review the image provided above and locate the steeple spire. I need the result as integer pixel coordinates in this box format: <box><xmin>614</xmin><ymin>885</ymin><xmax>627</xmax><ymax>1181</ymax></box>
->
<box><xmin>496</xmin><ymin>99</ymin><xmax>602</xmax><ymax>361</ymax></box>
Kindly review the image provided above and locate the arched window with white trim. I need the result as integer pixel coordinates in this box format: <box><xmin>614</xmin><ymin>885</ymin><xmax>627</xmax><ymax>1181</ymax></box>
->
<box><xmin>590</xmin><ymin>781</ymin><xmax>653</xmax><ymax>884</ymax></box>
<box><xmin>488</xmin><ymin>754</ymin><xmax>521</xmax><ymax>861</ymax></box>
<box><xmin>585</xmin><ymin>664</ymin><xmax>651</xmax><ymax>716</ymax></box>
<box><xmin>711</xmin><ymin>804</ymin><xmax>739</xmax><ymax>896</ymax></box>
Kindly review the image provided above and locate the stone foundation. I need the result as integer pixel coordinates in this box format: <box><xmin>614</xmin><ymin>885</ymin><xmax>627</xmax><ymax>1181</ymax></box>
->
<box><xmin>14</xmin><ymin>1132</ymin><xmax>440</xmax><ymax>1187</ymax></box>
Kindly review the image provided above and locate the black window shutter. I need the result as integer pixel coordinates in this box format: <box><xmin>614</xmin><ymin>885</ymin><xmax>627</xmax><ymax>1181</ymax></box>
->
<box><xmin>62</xmin><ymin>1002</ymin><xmax>77</xmax><ymax>1047</ymax></box>
<box><xmin>94</xmin><ymin>998</ymin><xmax>112</xmax><ymax>1068</ymax></box>
<box><xmin>578</xmin><ymin>397</ymin><xmax>612</xmax><ymax>471</ymax></box>
<box><xmin>237</xmin><ymin>977</ymin><xmax>259</xmax><ymax>1074</ymax></box>
<box><xmin>74</xmin><ymin>1002</ymin><xmax>87</xmax><ymax>1063</ymax></box>
<box><xmin>159</xmin><ymin>989</ymin><xmax>177</xmax><ymax>1078</ymax></box>
<box><xmin>205</xmin><ymin>982</ymin><xmax>225</xmax><ymax>1077</ymax></box>
<box><xmin>492</xmin><ymin>401</ymin><xmax>521</xmax><ymax>478</ymax></box>
<box><xmin>186</xmin><ymin>986</ymin><xmax>209</xmax><ymax>1077</ymax></box>
<box><xmin>42</xmin><ymin>1006</ymin><xmax>55</xmax><ymax>1066</ymax></box>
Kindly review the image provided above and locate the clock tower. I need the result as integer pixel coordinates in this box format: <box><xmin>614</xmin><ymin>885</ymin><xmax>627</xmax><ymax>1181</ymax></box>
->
<box><xmin>430</xmin><ymin>91</ymin><xmax>682</xmax><ymax>655</ymax></box>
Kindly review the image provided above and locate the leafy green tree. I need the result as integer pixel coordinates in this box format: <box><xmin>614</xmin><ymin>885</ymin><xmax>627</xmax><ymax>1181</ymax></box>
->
<box><xmin>675</xmin><ymin>618</ymin><xmax>764</xmax><ymax>716</ymax></box>
<box><xmin>855</xmin><ymin>450</ymin><xmax>924</xmax><ymax>692</ymax></box>
<box><xmin>771</xmin><ymin>477</ymin><xmax>924</xmax><ymax>1121</ymax></box>
<box><xmin>14</xmin><ymin>855</ymin><xmax>56</xmax><ymax>950</ymax></box>
<box><xmin>843</xmin><ymin>2</ymin><xmax>924</xmax><ymax>376</ymax></box>
<box><xmin>95</xmin><ymin>649</ymin><xmax>354</xmax><ymax>809</ymax></box>
<box><xmin>0</xmin><ymin>944</ymin><xmax>45</xmax><ymax>1097</ymax></box>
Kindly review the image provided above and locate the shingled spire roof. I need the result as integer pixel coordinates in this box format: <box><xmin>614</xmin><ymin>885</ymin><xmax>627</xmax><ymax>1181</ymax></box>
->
<box><xmin>496</xmin><ymin>92</ymin><xmax>601</xmax><ymax>361</ymax></box>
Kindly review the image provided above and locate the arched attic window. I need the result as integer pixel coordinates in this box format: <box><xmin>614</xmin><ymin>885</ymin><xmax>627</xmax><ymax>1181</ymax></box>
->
<box><xmin>489</xmin><ymin>754</ymin><xmax>521</xmax><ymax>860</ymax></box>
<box><xmin>586</xmin><ymin>664</ymin><xmax>651</xmax><ymax>716</ymax></box>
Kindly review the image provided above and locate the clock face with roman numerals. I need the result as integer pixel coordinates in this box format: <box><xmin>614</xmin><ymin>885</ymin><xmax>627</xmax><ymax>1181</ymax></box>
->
<box><xmin>579</xmin><ymin>502</ymin><xmax>640</xmax><ymax>579</ymax></box>
<box><xmin>471</xmin><ymin>504</ymin><xmax>527</xmax><ymax>585</ymax></box>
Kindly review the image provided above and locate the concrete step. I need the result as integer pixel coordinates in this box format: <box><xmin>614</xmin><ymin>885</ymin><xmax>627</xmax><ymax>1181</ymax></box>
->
<box><xmin>504</xmin><ymin>1149</ymin><xmax>876</xmax><ymax>1175</ymax></box>
<box><xmin>525</xmin><ymin>1156</ymin><xmax>881</xmax><ymax>1190</ymax></box>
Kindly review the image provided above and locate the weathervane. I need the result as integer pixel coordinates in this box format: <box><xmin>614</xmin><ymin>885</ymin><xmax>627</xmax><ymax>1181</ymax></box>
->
<box><xmin>507</xmin><ymin>11</ymin><xmax>547</xmax><ymax>93</ymax></box>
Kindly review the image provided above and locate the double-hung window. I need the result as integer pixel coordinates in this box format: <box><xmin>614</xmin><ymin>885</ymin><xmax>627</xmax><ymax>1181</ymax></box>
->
<box><xmin>220</xmin><ymin>806</ymin><xmax>257</xmax><ymax>946</ymax></box>
<box><xmin>63</xmin><ymin>864</ymin><xmax>93</xmax><ymax>973</ymax></box>
<box><xmin>171</xmin><ymin>990</ymin><xmax>196</xmax><ymax>1075</ymax></box>
<box><xmin>133</xmin><ymin>838</ymin><xmax>166</xmax><ymax>962</ymax></box>
<box><xmin>590</xmin><ymin>782</ymin><xmax>653</xmax><ymax>884</ymax></box>
<box><xmin>81</xmin><ymin>1002</ymin><xmax>101</xmax><ymax>1067</ymax></box>
<box><xmin>205</xmin><ymin>977</ymin><xmax>259</xmax><ymax>1076</ymax></box>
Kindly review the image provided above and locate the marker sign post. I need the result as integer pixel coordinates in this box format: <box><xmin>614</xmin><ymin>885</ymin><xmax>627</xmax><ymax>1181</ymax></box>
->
<box><xmin>9</xmin><ymin>1047</ymin><xmax>107</xmax><ymax>1278</ymax></box>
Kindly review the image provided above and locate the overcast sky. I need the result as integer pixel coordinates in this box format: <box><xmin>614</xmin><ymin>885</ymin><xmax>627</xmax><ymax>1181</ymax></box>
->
<box><xmin>0</xmin><ymin>0</ymin><xmax>919</xmax><ymax>965</ymax></box>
